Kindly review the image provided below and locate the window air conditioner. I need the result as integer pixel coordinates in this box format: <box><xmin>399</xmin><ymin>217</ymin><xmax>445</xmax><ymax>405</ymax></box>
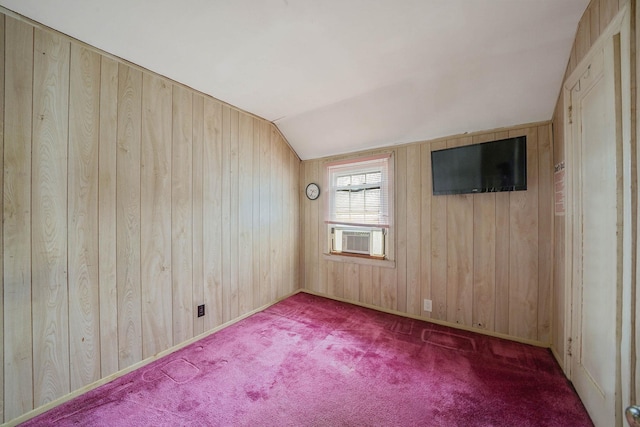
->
<box><xmin>331</xmin><ymin>227</ymin><xmax>385</xmax><ymax>257</ymax></box>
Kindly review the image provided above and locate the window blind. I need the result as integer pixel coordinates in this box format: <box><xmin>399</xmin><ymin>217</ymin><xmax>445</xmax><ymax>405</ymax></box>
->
<box><xmin>325</xmin><ymin>154</ymin><xmax>391</xmax><ymax>228</ymax></box>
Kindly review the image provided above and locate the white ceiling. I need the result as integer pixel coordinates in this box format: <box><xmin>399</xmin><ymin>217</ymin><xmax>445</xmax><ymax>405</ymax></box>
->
<box><xmin>0</xmin><ymin>0</ymin><xmax>588</xmax><ymax>160</ymax></box>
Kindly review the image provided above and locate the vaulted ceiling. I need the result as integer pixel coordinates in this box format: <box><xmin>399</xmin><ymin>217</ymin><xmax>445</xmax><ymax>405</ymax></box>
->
<box><xmin>0</xmin><ymin>0</ymin><xmax>589</xmax><ymax>160</ymax></box>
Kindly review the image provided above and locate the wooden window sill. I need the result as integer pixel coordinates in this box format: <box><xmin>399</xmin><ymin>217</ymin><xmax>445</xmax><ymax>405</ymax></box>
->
<box><xmin>323</xmin><ymin>252</ymin><xmax>395</xmax><ymax>269</ymax></box>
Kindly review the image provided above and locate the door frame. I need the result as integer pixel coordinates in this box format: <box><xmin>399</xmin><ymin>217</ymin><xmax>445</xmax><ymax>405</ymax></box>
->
<box><xmin>562</xmin><ymin>3</ymin><xmax>634</xmax><ymax>425</ymax></box>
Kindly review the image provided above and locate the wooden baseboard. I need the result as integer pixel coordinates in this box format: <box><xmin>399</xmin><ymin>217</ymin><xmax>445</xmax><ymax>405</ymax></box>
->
<box><xmin>6</xmin><ymin>287</ymin><xmax>546</xmax><ymax>426</ymax></box>
<box><xmin>5</xmin><ymin>294</ymin><xmax>296</xmax><ymax>427</ymax></box>
<box><xmin>299</xmin><ymin>289</ymin><xmax>550</xmax><ymax>348</ymax></box>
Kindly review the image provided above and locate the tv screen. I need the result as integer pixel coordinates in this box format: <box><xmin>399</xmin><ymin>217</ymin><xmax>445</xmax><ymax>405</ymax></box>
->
<box><xmin>431</xmin><ymin>136</ymin><xmax>527</xmax><ymax>195</ymax></box>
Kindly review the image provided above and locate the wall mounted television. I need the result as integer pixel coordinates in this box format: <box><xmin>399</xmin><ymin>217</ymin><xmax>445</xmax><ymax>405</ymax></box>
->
<box><xmin>431</xmin><ymin>136</ymin><xmax>527</xmax><ymax>195</ymax></box>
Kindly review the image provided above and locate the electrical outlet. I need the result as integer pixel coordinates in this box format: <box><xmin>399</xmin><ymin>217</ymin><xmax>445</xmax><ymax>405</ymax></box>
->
<box><xmin>423</xmin><ymin>299</ymin><xmax>432</xmax><ymax>312</ymax></box>
<box><xmin>197</xmin><ymin>304</ymin><xmax>205</xmax><ymax>318</ymax></box>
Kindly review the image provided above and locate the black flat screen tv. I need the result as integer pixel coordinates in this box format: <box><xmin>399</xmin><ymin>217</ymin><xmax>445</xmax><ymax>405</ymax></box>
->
<box><xmin>431</xmin><ymin>136</ymin><xmax>527</xmax><ymax>195</ymax></box>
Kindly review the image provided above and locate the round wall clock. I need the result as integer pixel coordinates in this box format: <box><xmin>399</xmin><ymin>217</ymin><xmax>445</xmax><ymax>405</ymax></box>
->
<box><xmin>306</xmin><ymin>183</ymin><xmax>320</xmax><ymax>200</ymax></box>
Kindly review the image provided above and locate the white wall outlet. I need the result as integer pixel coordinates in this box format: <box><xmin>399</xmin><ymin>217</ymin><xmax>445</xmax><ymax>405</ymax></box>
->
<box><xmin>423</xmin><ymin>299</ymin><xmax>432</xmax><ymax>312</ymax></box>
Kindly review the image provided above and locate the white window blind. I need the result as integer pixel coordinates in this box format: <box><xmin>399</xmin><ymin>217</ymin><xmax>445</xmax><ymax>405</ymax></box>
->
<box><xmin>325</xmin><ymin>154</ymin><xmax>391</xmax><ymax>228</ymax></box>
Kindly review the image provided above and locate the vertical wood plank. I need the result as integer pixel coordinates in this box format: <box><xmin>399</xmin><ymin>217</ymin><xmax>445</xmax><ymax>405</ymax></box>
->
<box><xmin>446</xmin><ymin>137</ymin><xmax>473</xmax><ymax>326</ymax></box>
<box><xmin>302</xmin><ymin>160</ymin><xmax>311</xmax><ymax>291</ymax></box>
<box><xmin>406</xmin><ymin>144</ymin><xmax>421</xmax><ymax>315</ymax></box>
<box><xmin>252</xmin><ymin>118</ymin><xmax>261</xmax><ymax>309</ymax></box>
<box><xmin>509</xmin><ymin>127</ymin><xmax>539</xmax><ymax>340</ymax></box>
<box><xmin>537</xmin><ymin>124</ymin><xmax>553</xmax><ymax>343</ymax></box>
<box><xmin>221</xmin><ymin>105</ymin><xmax>231</xmax><ymax>321</ymax></box>
<box><xmin>380</xmin><ymin>264</ymin><xmax>397</xmax><ymax>310</ymax></box>
<box><xmin>299</xmin><ymin>162</ymin><xmax>308</xmax><ymax>293</ymax></box>
<box><xmin>4</xmin><ymin>17</ymin><xmax>34</xmax><ymax>420</ymax></box>
<box><xmin>192</xmin><ymin>94</ymin><xmax>204</xmax><ymax>334</ymax></box>
<box><xmin>371</xmin><ymin>266</ymin><xmax>381</xmax><ymax>307</ymax></box>
<box><xmin>472</xmin><ymin>133</ymin><xmax>497</xmax><ymax>331</ymax></box>
<box><xmin>68</xmin><ymin>44</ymin><xmax>101</xmax><ymax>389</ymax></box>
<box><xmin>98</xmin><ymin>56</ymin><xmax>119</xmax><ymax>376</ymax></box>
<box><xmin>328</xmin><ymin>261</ymin><xmax>345</xmax><ymax>299</ymax></box>
<box><xmin>280</xmin><ymin>141</ymin><xmax>289</xmax><ymax>297</ymax></box>
<box><xmin>238</xmin><ymin>112</ymin><xmax>253</xmax><ymax>314</ymax></box>
<box><xmin>344</xmin><ymin>263</ymin><xmax>359</xmax><ymax>301</ymax></box>
<box><xmin>290</xmin><ymin>151</ymin><xmax>300</xmax><ymax>294</ymax></box>
<box><xmin>494</xmin><ymin>130</ymin><xmax>511</xmax><ymax>334</ymax></box>
<box><xmin>259</xmin><ymin>121</ymin><xmax>271</xmax><ymax>307</ymax></box>
<box><xmin>277</xmin><ymin>132</ymin><xmax>286</xmax><ymax>298</ymax></box>
<box><xmin>359</xmin><ymin>265</ymin><xmax>373</xmax><ymax>305</ymax></box>
<box><xmin>430</xmin><ymin>140</ymin><xmax>448</xmax><ymax>321</ymax></box>
<box><xmin>281</xmin><ymin>137</ymin><xmax>290</xmax><ymax>297</ymax></box>
<box><xmin>270</xmin><ymin>127</ymin><xmax>282</xmax><ymax>300</ymax></box>
<box><xmin>229</xmin><ymin>109</ymin><xmax>239</xmax><ymax>317</ymax></box>
<box><xmin>172</xmin><ymin>85</ymin><xmax>193</xmax><ymax>343</ymax></box>
<box><xmin>32</xmin><ymin>28</ymin><xmax>71</xmax><ymax>406</ymax></box>
<box><xmin>0</xmin><ymin>14</ymin><xmax>5</xmax><ymax>423</ymax></box>
<box><xmin>282</xmin><ymin>138</ymin><xmax>292</xmax><ymax>296</ymax></box>
<box><xmin>472</xmin><ymin>193</ymin><xmax>497</xmax><ymax>330</ymax></box>
<box><xmin>301</xmin><ymin>161</ymin><xmax>310</xmax><ymax>291</ymax></box>
<box><xmin>140</xmin><ymin>74</ymin><xmax>172</xmax><ymax>357</ymax></box>
<box><xmin>395</xmin><ymin>147</ymin><xmax>408</xmax><ymax>312</ymax></box>
<box><xmin>316</xmin><ymin>159</ymin><xmax>327</xmax><ymax>295</ymax></box>
<box><xmin>420</xmin><ymin>142</ymin><xmax>432</xmax><ymax>318</ymax></box>
<box><xmin>116</xmin><ymin>63</ymin><xmax>142</xmax><ymax>370</ymax></box>
<box><xmin>306</xmin><ymin>161</ymin><xmax>320</xmax><ymax>293</ymax></box>
<box><xmin>203</xmin><ymin>98</ymin><xmax>223</xmax><ymax>328</ymax></box>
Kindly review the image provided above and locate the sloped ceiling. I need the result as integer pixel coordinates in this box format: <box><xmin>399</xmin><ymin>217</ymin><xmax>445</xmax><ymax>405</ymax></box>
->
<box><xmin>0</xmin><ymin>0</ymin><xmax>588</xmax><ymax>160</ymax></box>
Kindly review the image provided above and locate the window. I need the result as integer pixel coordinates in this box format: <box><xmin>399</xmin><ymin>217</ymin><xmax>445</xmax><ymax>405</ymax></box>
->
<box><xmin>325</xmin><ymin>154</ymin><xmax>393</xmax><ymax>260</ymax></box>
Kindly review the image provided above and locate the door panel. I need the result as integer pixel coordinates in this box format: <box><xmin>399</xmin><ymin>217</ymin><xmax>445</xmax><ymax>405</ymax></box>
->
<box><xmin>570</xmin><ymin>40</ymin><xmax>619</xmax><ymax>427</ymax></box>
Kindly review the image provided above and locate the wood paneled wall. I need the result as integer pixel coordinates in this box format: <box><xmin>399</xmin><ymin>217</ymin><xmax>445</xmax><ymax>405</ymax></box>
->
<box><xmin>300</xmin><ymin>123</ymin><xmax>553</xmax><ymax>344</ymax></box>
<box><xmin>0</xmin><ymin>13</ymin><xmax>300</xmax><ymax>424</ymax></box>
<box><xmin>551</xmin><ymin>0</ymin><xmax>629</xmax><ymax>366</ymax></box>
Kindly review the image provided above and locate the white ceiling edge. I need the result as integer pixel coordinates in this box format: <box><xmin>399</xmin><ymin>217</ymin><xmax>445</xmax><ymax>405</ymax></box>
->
<box><xmin>277</xmin><ymin>39</ymin><xmax>571</xmax><ymax>159</ymax></box>
<box><xmin>0</xmin><ymin>0</ymin><xmax>589</xmax><ymax>160</ymax></box>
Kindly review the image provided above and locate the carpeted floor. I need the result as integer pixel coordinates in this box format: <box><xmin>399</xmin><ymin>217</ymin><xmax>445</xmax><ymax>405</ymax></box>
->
<box><xmin>22</xmin><ymin>292</ymin><xmax>593</xmax><ymax>426</ymax></box>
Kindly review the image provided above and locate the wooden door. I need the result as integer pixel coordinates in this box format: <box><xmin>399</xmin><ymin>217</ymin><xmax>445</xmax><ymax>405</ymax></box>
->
<box><xmin>569</xmin><ymin>37</ymin><xmax>621</xmax><ymax>427</ymax></box>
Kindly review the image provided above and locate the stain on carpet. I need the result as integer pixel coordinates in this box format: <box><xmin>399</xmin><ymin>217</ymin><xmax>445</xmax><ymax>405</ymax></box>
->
<box><xmin>141</xmin><ymin>357</ymin><xmax>200</xmax><ymax>385</ymax></box>
<box><xmin>421</xmin><ymin>328</ymin><xmax>477</xmax><ymax>352</ymax></box>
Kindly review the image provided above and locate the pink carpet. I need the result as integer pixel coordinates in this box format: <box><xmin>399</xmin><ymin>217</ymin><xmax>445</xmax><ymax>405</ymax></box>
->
<box><xmin>22</xmin><ymin>292</ymin><xmax>592</xmax><ymax>426</ymax></box>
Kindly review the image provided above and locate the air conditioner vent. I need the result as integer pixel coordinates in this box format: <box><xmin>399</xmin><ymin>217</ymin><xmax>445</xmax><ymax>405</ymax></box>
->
<box><xmin>331</xmin><ymin>227</ymin><xmax>385</xmax><ymax>258</ymax></box>
<box><xmin>342</xmin><ymin>231</ymin><xmax>371</xmax><ymax>255</ymax></box>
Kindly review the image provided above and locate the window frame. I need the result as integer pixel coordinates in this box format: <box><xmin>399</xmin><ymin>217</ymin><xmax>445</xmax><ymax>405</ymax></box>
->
<box><xmin>323</xmin><ymin>152</ymin><xmax>395</xmax><ymax>267</ymax></box>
